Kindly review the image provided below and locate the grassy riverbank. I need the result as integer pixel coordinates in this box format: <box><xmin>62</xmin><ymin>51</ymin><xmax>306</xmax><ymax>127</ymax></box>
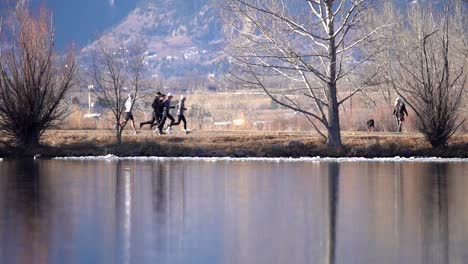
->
<box><xmin>1</xmin><ymin>130</ymin><xmax>467</xmax><ymax>158</ymax></box>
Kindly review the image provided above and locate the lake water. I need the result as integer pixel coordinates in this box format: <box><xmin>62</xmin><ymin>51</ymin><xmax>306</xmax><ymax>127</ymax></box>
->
<box><xmin>0</xmin><ymin>158</ymin><xmax>467</xmax><ymax>264</ymax></box>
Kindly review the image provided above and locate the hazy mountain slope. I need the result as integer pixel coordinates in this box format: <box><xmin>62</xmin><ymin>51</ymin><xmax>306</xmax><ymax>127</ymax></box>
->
<box><xmin>80</xmin><ymin>0</ymin><xmax>447</xmax><ymax>78</ymax></box>
<box><xmin>82</xmin><ymin>0</ymin><xmax>225</xmax><ymax>78</ymax></box>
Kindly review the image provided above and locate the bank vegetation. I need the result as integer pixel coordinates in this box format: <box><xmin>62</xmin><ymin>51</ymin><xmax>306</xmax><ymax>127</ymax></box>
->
<box><xmin>0</xmin><ymin>130</ymin><xmax>466</xmax><ymax>158</ymax></box>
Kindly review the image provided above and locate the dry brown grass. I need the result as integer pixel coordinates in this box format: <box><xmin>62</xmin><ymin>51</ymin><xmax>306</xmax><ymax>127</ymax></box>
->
<box><xmin>0</xmin><ymin>129</ymin><xmax>463</xmax><ymax>158</ymax></box>
<box><xmin>65</xmin><ymin>92</ymin><xmax>467</xmax><ymax>134</ymax></box>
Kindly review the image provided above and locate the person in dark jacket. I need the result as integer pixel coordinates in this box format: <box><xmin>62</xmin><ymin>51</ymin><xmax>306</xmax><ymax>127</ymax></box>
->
<box><xmin>156</xmin><ymin>93</ymin><xmax>165</xmax><ymax>125</ymax></box>
<box><xmin>155</xmin><ymin>93</ymin><xmax>175</xmax><ymax>135</ymax></box>
<box><xmin>152</xmin><ymin>92</ymin><xmax>165</xmax><ymax>128</ymax></box>
<box><xmin>140</xmin><ymin>92</ymin><xmax>163</xmax><ymax>129</ymax></box>
<box><xmin>169</xmin><ymin>95</ymin><xmax>189</xmax><ymax>134</ymax></box>
<box><xmin>393</xmin><ymin>97</ymin><xmax>408</xmax><ymax>132</ymax></box>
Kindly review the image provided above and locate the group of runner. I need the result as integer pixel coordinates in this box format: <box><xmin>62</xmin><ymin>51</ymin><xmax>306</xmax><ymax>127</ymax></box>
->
<box><xmin>120</xmin><ymin>92</ymin><xmax>408</xmax><ymax>135</ymax></box>
<box><xmin>120</xmin><ymin>92</ymin><xmax>189</xmax><ymax>135</ymax></box>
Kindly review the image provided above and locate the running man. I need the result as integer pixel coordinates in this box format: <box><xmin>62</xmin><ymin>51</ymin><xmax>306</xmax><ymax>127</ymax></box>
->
<box><xmin>140</xmin><ymin>92</ymin><xmax>163</xmax><ymax>129</ymax></box>
<box><xmin>155</xmin><ymin>93</ymin><xmax>166</xmax><ymax>128</ymax></box>
<box><xmin>169</xmin><ymin>95</ymin><xmax>189</xmax><ymax>134</ymax></box>
<box><xmin>120</xmin><ymin>93</ymin><xmax>138</xmax><ymax>135</ymax></box>
<box><xmin>155</xmin><ymin>93</ymin><xmax>175</xmax><ymax>135</ymax></box>
<box><xmin>392</xmin><ymin>97</ymin><xmax>408</xmax><ymax>132</ymax></box>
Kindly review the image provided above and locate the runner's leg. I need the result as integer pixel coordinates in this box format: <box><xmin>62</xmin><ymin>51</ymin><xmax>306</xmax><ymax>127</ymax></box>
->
<box><xmin>172</xmin><ymin>115</ymin><xmax>182</xmax><ymax>126</ymax></box>
<box><xmin>158</xmin><ymin>112</ymin><xmax>168</xmax><ymax>132</ymax></box>
<box><xmin>167</xmin><ymin>114</ymin><xmax>175</xmax><ymax>127</ymax></box>
<box><xmin>140</xmin><ymin>117</ymin><xmax>155</xmax><ymax>128</ymax></box>
<box><xmin>181</xmin><ymin>115</ymin><xmax>187</xmax><ymax>130</ymax></box>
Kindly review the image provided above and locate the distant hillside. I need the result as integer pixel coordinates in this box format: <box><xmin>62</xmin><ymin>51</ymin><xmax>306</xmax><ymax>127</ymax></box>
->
<box><xmin>79</xmin><ymin>0</ymin><xmax>448</xmax><ymax>79</ymax></box>
<box><xmin>81</xmin><ymin>0</ymin><xmax>227</xmax><ymax>78</ymax></box>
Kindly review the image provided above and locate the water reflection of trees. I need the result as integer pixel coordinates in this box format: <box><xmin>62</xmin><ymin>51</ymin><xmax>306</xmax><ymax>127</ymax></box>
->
<box><xmin>0</xmin><ymin>159</ymin><xmax>70</xmax><ymax>263</ymax></box>
<box><xmin>395</xmin><ymin>162</ymin><xmax>450</xmax><ymax>264</ymax></box>
<box><xmin>151</xmin><ymin>161</ymin><xmax>167</xmax><ymax>214</ymax></box>
<box><xmin>114</xmin><ymin>160</ymin><xmax>187</xmax><ymax>263</ymax></box>
<box><xmin>0</xmin><ymin>160</ymin><xmax>467</xmax><ymax>263</ymax></box>
<box><xmin>325</xmin><ymin>162</ymin><xmax>339</xmax><ymax>264</ymax></box>
<box><xmin>422</xmin><ymin>163</ymin><xmax>449</xmax><ymax>264</ymax></box>
<box><xmin>0</xmin><ymin>159</ymin><xmax>189</xmax><ymax>264</ymax></box>
<box><xmin>328</xmin><ymin>161</ymin><xmax>468</xmax><ymax>264</ymax></box>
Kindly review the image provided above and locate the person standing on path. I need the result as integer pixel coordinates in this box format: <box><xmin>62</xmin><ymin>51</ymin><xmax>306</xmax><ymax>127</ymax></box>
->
<box><xmin>392</xmin><ymin>97</ymin><xmax>408</xmax><ymax>132</ymax></box>
<box><xmin>169</xmin><ymin>95</ymin><xmax>189</xmax><ymax>134</ymax></box>
<box><xmin>120</xmin><ymin>93</ymin><xmax>138</xmax><ymax>135</ymax></box>
<box><xmin>156</xmin><ymin>93</ymin><xmax>175</xmax><ymax>135</ymax></box>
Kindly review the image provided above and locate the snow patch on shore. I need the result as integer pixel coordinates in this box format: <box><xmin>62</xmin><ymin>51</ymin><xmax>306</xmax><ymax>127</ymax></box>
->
<box><xmin>53</xmin><ymin>155</ymin><xmax>468</xmax><ymax>163</ymax></box>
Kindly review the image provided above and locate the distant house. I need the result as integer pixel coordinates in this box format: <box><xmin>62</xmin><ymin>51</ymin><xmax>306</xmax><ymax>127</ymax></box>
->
<box><xmin>213</xmin><ymin>121</ymin><xmax>231</xmax><ymax>127</ymax></box>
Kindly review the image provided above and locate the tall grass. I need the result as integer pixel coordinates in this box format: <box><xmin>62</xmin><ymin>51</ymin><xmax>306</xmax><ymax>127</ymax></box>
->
<box><xmin>61</xmin><ymin>93</ymin><xmax>467</xmax><ymax>133</ymax></box>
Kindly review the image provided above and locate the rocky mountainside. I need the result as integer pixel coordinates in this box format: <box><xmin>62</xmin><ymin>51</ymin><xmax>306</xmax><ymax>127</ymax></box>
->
<box><xmin>80</xmin><ymin>0</ymin><xmax>447</xmax><ymax>79</ymax></box>
<box><xmin>82</xmin><ymin>0</ymin><xmax>227</xmax><ymax>78</ymax></box>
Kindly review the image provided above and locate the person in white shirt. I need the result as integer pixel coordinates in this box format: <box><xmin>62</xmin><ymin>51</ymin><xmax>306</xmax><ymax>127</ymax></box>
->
<box><xmin>120</xmin><ymin>93</ymin><xmax>137</xmax><ymax>135</ymax></box>
<box><xmin>169</xmin><ymin>95</ymin><xmax>189</xmax><ymax>134</ymax></box>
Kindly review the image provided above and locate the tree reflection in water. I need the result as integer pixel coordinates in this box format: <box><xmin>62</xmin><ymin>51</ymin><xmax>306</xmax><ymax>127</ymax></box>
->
<box><xmin>0</xmin><ymin>159</ymin><xmax>466</xmax><ymax>264</ymax></box>
<box><xmin>327</xmin><ymin>162</ymin><xmax>339</xmax><ymax>264</ymax></box>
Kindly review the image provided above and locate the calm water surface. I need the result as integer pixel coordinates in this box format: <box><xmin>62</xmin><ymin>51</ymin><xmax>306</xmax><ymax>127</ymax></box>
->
<box><xmin>0</xmin><ymin>159</ymin><xmax>467</xmax><ymax>264</ymax></box>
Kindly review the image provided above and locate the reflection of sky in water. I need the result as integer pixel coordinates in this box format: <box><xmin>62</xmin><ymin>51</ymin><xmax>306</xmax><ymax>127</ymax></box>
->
<box><xmin>0</xmin><ymin>160</ymin><xmax>466</xmax><ymax>264</ymax></box>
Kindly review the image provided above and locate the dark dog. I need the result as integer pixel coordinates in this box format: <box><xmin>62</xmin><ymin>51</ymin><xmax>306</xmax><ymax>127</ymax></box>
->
<box><xmin>367</xmin><ymin>119</ymin><xmax>375</xmax><ymax>131</ymax></box>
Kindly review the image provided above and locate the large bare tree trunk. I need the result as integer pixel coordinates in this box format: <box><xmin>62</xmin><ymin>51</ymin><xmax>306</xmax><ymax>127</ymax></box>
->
<box><xmin>116</xmin><ymin>129</ymin><xmax>122</xmax><ymax>145</ymax></box>
<box><xmin>326</xmin><ymin>2</ymin><xmax>341</xmax><ymax>147</ymax></box>
<box><xmin>220</xmin><ymin>0</ymin><xmax>387</xmax><ymax>148</ymax></box>
<box><xmin>327</xmin><ymin>86</ymin><xmax>342</xmax><ymax>147</ymax></box>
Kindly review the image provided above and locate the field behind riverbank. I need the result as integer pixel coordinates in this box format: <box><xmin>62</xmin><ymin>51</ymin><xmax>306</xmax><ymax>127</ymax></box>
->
<box><xmin>67</xmin><ymin>92</ymin><xmax>468</xmax><ymax>133</ymax></box>
<box><xmin>2</xmin><ymin>130</ymin><xmax>466</xmax><ymax>158</ymax></box>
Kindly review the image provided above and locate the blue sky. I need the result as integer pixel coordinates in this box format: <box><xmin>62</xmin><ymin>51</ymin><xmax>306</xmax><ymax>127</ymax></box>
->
<box><xmin>29</xmin><ymin>0</ymin><xmax>139</xmax><ymax>50</ymax></box>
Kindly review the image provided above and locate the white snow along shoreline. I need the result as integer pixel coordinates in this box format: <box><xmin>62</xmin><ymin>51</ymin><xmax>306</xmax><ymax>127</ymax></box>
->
<box><xmin>52</xmin><ymin>155</ymin><xmax>468</xmax><ymax>163</ymax></box>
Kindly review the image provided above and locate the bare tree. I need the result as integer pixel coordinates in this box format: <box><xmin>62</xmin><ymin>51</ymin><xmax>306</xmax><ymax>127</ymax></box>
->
<box><xmin>0</xmin><ymin>7</ymin><xmax>76</xmax><ymax>148</ymax></box>
<box><xmin>389</xmin><ymin>2</ymin><xmax>466</xmax><ymax>147</ymax></box>
<box><xmin>219</xmin><ymin>0</ymin><xmax>388</xmax><ymax>147</ymax></box>
<box><xmin>360</xmin><ymin>1</ymin><xmax>403</xmax><ymax>105</ymax></box>
<box><xmin>88</xmin><ymin>40</ymin><xmax>147</xmax><ymax>144</ymax></box>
